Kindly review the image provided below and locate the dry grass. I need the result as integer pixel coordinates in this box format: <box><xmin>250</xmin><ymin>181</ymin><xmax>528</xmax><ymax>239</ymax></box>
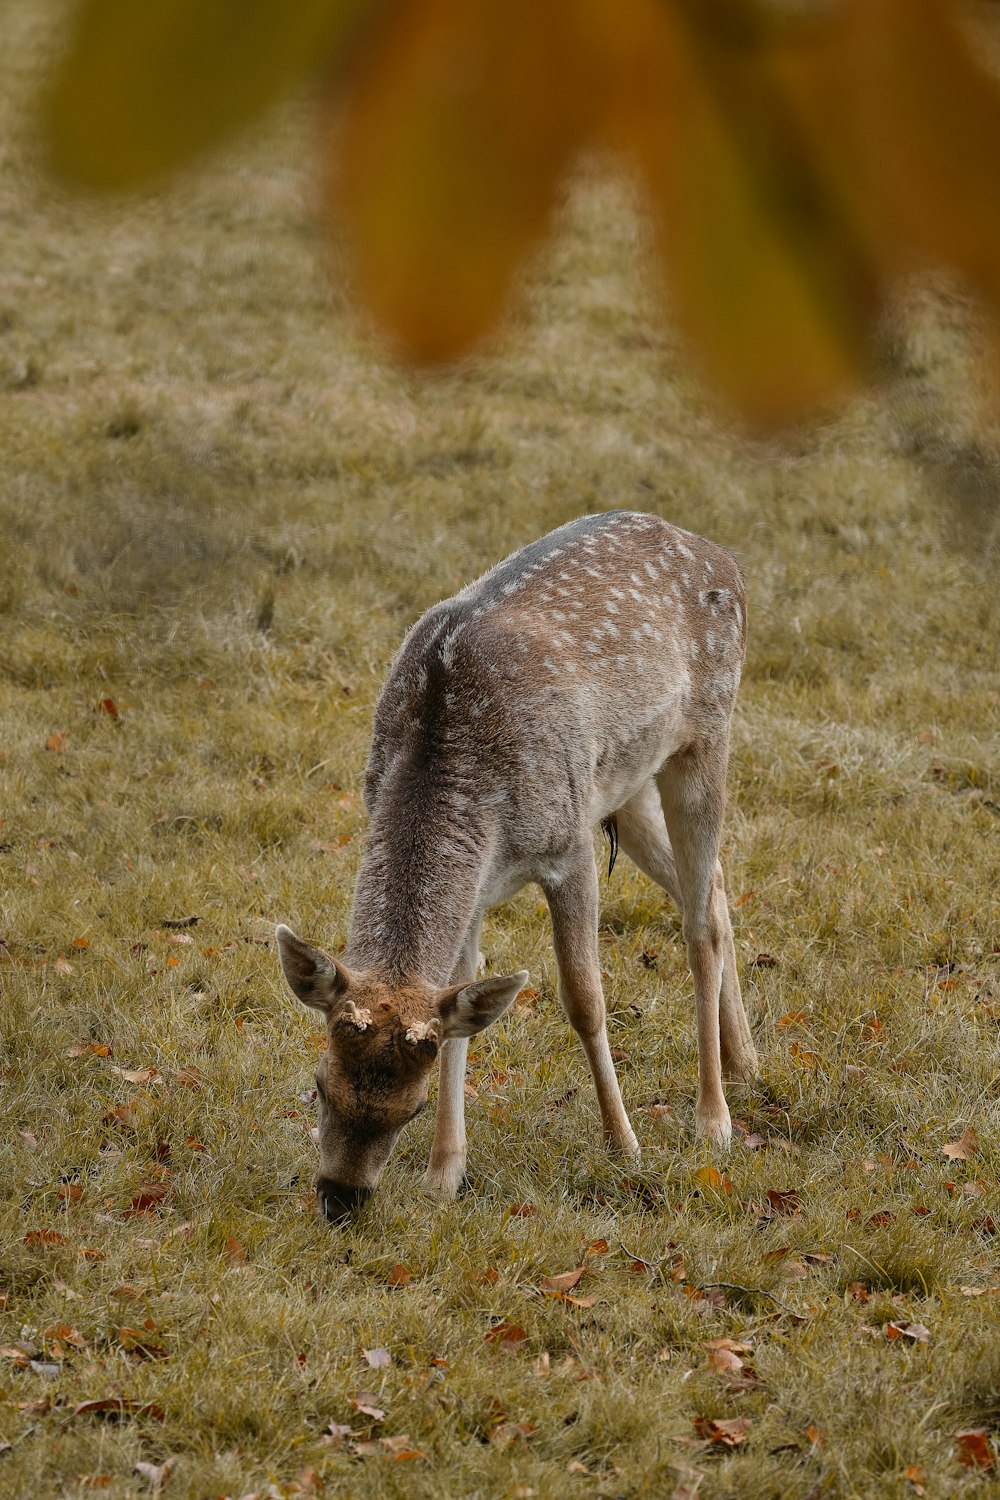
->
<box><xmin>3</xmin><ymin>4</ymin><xmax>1000</xmax><ymax>1497</ymax></box>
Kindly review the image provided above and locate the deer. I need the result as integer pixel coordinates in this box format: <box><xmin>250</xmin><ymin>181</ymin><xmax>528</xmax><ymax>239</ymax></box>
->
<box><xmin>277</xmin><ymin>509</ymin><xmax>758</xmax><ymax>1221</ymax></box>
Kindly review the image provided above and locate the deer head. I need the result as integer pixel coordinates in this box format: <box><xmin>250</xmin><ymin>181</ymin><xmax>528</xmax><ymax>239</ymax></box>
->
<box><xmin>275</xmin><ymin>925</ymin><xmax>525</xmax><ymax>1220</ymax></box>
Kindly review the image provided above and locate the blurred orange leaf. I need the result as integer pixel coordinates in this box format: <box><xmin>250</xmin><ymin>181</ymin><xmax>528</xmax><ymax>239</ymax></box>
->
<box><xmin>46</xmin><ymin>732</ymin><xmax>69</xmax><ymax>752</ymax></box>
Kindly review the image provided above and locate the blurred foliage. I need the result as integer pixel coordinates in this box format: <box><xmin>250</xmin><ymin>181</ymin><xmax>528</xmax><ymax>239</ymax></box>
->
<box><xmin>44</xmin><ymin>0</ymin><xmax>1000</xmax><ymax>427</ymax></box>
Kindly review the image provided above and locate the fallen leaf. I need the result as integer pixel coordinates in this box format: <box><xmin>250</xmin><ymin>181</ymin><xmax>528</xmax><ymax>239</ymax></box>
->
<box><xmin>765</xmin><ymin>1188</ymin><xmax>801</xmax><ymax>1218</ymax></box>
<box><xmin>541</xmin><ymin>1267</ymin><xmax>585</xmax><ymax>1296</ymax></box>
<box><xmin>749</xmin><ymin>953</ymin><xmax>778</xmax><ymax>969</ymax></box>
<box><xmin>386</xmin><ymin>1262</ymin><xmax>410</xmax><ymax>1288</ymax></box>
<box><xmin>73</xmin><ymin>1398</ymin><xmax>165</xmax><ymax>1422</ymax></box>
<box><xmin>485</xmin><ymin>1320</ymin><xmax>527</xmax><ymax>1347</ymax></box>
<box><xmin>490</xmin><ymin>1420</ymin><xmax>538</xmax><ymax>1445</ymax></box>
<box><xmin>777</xmin><ymin>1010</ymin><xmax>806</xmax><ymax>1027</ymax></box>
<box><xmin>693</xmin><ymin>1415</ymin><xmax>751</xmax><ymax>1447</ymax></box>
<box><xmin>124</xmin><ymin>1184</ymin><xmax>169</xmax><ymax>1215</ymax></box>
<box><xmin>351</xmin><ymin>1392</ymin><xmax>386</xmax><ymax>1422</ymax></box>
<box><xmin>955</xmin><ymin>1428</ymin><xmax>996</xmax><ymax>1471</ymax></box>
<box><xmin>586</xmin><ymin>1238</ymin><xmax>609</xmax><ymax>1255</ymax></box>
<box><xmin>508</xmin><ymin>1202</ymin><xmax>537</xmax><ymax>1218</ymax></box>
<box><xmin>886</xmin><ymin>1321</ymin><xmax>931</xmax><ymax>1343</ymax></box>
<box><xmin>67</xmin><ymin>1040</ymin><xmax>111</xmax><ymax>1058</ymax></box>
<box><xmin>904</xmin><ymin>1462</ymin><xmax>927</xmax><ymax>1494</ymax></box>
<box><xmin>362</xmin><ymin>1347</ymin><xmax>392</xmax><ymax>1369</ymax></box>
<box><xmin>942</xmin><ymin>1128</ymin><xmax>978</xmax><ymax>1160</ymax></box>
<box><xmin>24</xmin><ymin>1229</ymin><xmax>68</xmax><ymax>1246</ymax></box>
<box><xmin>110</xmin><ymin>1065</ymin><xmax>158</xmax><ymax>1083</ymax></box>
<box><xmin>381</xmin><ymin>1435</ymin><xmax>426</xmax><ymax>1460</ymax></box>
<box><xmin>46</xmin><ymin>732</ymin><xmax>70</xmax><ymax>752</ymax></box>
<box><xmin>58</xmin><ymin>1183</ymin><xmax>84</xmax><ymax>1203</ymax></box>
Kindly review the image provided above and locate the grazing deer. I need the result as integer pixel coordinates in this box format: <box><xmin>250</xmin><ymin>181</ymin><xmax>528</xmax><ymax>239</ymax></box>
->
<box><xmin>277</xmin><ymin>510</ymin><xmax>757</xmax><ymax>1220</ymax></box>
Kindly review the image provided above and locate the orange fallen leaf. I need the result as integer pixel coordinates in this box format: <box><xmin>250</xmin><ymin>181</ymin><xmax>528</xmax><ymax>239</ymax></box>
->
<box><xmin>904</xmin><ymin>1462</ymin><xmax>926</xmax><ymax>1495</ymax></box>
<box><xmin>508</xmin><ymin>1202</ymin><xmax>537</xmax><ymax>1218</ymax></box>
<box><xmin>98</xmin><ymin>697</ymin><xmax>119</xmax><ymax>718</ymax></box>
<box><xmin>955</xmin><ymin>1428</ymin><xmax>996</xmax><ymax>1471</ymax></box>
<box><xmin>58</xmin><ymin>1184</ymin><xmax>84</xmax><ymax>1203</ymax></box>
<box><xmin>24</xmin><ymin>1229</ymin><xmax>68</xmax><ymax>1246</ymax></box>
<box><xmin>485</xmin><ymin>1320</ymin><xmax>527</xmax><ymax>1346</ymax></box>
<box><xmin>386</xmin><ymin>1262</ymin><xmax>410</xmax><ymax>1288</ymax></box>
<box><xmin>46</xmin><ymin>732</ymin><xmax>70</xmax><ymax>752</ymax></box>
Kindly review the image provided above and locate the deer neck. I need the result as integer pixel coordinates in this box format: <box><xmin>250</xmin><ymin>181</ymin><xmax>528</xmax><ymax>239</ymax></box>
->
<box><xmin>345</xmin><ymin>762</ymin><xmax>492</xmax><ymax>987</ymax></box>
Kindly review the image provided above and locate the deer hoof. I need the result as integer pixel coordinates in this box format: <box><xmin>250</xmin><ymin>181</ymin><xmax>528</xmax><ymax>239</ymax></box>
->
<box><xmin>422</xmin><ymin>1157</ymin><xmax>466</xmax><ymax>1202</ymax></box>
<box><xmin>695</xmin><ymin>1104</ymin><xmax>733</xmax><ymax>1149</ymax></box>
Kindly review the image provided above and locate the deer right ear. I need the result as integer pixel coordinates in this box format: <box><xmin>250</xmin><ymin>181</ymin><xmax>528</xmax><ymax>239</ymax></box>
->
<box><xmin>276</xmin><ymin>925</ymin><xmax>351</xmax><ymax>1015</ymax></box>
<box><xmin>438</xmin><ymin>971</ymin><xmax>529</xmax><ymax>1039</ymax></box>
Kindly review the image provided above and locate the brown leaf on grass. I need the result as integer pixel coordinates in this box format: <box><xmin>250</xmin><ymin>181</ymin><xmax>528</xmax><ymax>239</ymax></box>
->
<box><xmin>886</xmin><ymin>1321</ymin><xmax>931</xmax><ymax>1343</ymax></box>
<box><xmin>765</xmin><ymin>1188</ymin><xmax>801</xmax><ymax>1218</ymax></box>
<box><xmin>508</xmin><ymin>1202</ymin><xmax>537</xmax><ymax>1218</ymax></box>
<box><xmin>124</xmin><ymin>1183</ymin><xmax>169</xmax><ymax>1215</ymax></box>
<box><xmin>484</xmin><ymin>1320</ymin><xmax>527</xmax><ymax>1347</ymax></box>
<box><xmin>669</xmin><ymin>1462</ymin><xmax>705</xmax><ymax>1500</ymax></box>
<box><xmin>380</xmin><ymin>1435</ymin><xmax>426</xmax><ymax>1459</ymax></box>
<box><xmin>942</xmin><ymin>1128</ymin><xmax>978</xmax><ymax>1160</ymax></box>
<box><xmin>24</xmin><ymin>1229</ymin><xmax>68</xmax><ymax>1246</ymax></box>
<box><xmin>749</xmin><ymin>953</ymin><xmax>778</xmax><ymax>969</ymax></box>
<box><xmin>73</xmin><ymin>1398</ymin><xmax>165</xmax><ymax>1422</ymax></box>
<box><xmin>46</xmin><ymin>732</ymin><xmax>69</xmax><ymax>752</ymax></box>
<box><xmin>585</xmin><ymin>1238</ymin><xmax>609</xmax><ymax>1256</ymax></box>
<box><xmin>386</xmin><ymin>1262</ymin><xmax>410</xmax><ymax>1288</ymax></box>
<box><xmin>44</xmin><ymin>1322</ymin><xmax>86</xmax><ymax>1349</ymax></box>
<box><xmin>362</xmin><ymin>1347</ymin><xmax>392</xmax><ymax>1369</ymax></box>
<box><xmin>97</xmin><ymin>698</ymin><xmax>119</xmax><ymax>719</ymax></box>
<box><xmin>865</xmin><ymin>1211</ymin><xmax>896</xmax><ymax>1229</ymax></box>
<box><xmin>955</xmin><ymin>1428</ymin><xmax>997</xmax><ymax>1471</ymax></box>
<box><xmin>541</xmin><ymin>1267</ymin><xmax>585</xmax><ymax>1296</ymax></box>
<box><xmin>693</xmin><ymin>1415</ymin><xmax>751</xmax><ymax>1447</ymax></box>
<box><xmin>58</xmin><ymin>1183</ymin><xmax>84</xmax><ymax>1202</ymax></box>
<box><xmin>789</xmin><ymin>1042</ymin><xmax>818</xmax><ymax>1069</ymax></box>
<box><xmin>490</xmin><ymin>1420</ymin><xmax>539</xmax><ymax>1447</ymax></box>
<box><xmin>67</xmin><ymin>1040</ymin><xmax>111</xmax><ymax>1058</ymax></box>
<box><xmin>76</xmin><ymin>1478</ymin><xmax>112</xmax><ymax>1490</ymax></box>
<box><xmin>904</xmin><ymin>1463</ymin><xmax>927</xmax><ymax>1495</ymax></box>
<box><xmin>110</xmin><ymin>1065</ymin><xmax>158</xmax><ymax>1083</ymax></box>
<box><xmin>351</xmin><ymin>1392</ymin><xmax>386</xmax><ymax>1422</ymax></box>
<box><xmin>777</xmin><ymin>1010</ymin><xmax>806</xmax><ymax>1028</ymax></box>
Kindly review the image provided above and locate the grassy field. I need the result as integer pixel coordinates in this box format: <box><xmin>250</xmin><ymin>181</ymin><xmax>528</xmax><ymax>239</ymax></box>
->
<box><xmin>3</xmin><ymin>4</ymin><xmax>1000</xmax><ymax>1497</ymax></box>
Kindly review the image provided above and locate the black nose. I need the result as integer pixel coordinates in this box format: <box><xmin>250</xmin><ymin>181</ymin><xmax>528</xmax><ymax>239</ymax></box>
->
<box><xmin>316</xmin><ymin>1177</ymin><xmax>372</xmax><ymax>1222</ymax></box>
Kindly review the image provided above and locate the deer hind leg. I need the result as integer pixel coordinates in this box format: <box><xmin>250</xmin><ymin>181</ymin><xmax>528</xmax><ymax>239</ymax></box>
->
<box><xmin>422</xmin><ymin>918</ymin><xmax>482</xmax><ymax>1201</ymax></box>
<box><xmin>617</xmin><ymin>780</ymin><xmax>757</xmax><ymax>1085</ymax></box>
<box><xmin>544</xmin><ymin>849</ymin><xmax>639</xmax><ymax>1159</ymax></box>
<box><xmin>654</xmin><ymin>746</ymin><xmax>746</xmax><ymax>1147</ymax></box>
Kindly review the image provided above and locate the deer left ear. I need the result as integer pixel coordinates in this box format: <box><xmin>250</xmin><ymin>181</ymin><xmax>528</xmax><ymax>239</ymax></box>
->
<box><xmin>438</xmin><ymin>971</ymin><xmax>528</xmax><ymax>1040</ymax></box>
<box><xmin>276</xmin><ymin>924</ymin><xmax>353</xmax><ymax>1015</ymax></box>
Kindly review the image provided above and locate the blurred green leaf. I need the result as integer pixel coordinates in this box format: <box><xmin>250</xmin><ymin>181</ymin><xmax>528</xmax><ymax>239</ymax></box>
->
<box><xmin>46</xmin><ymin>0</ymin><xmax>372</xmax><ymax>189</ymax></box>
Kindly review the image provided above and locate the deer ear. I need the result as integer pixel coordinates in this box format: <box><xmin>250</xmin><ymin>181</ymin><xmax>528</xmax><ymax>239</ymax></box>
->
<box><xmin>276</xmin><ymin>924</ymin><xmax>352</xmax><ymax>1015</ymax></box>
<box><xmin>438</xmin><ymin>971</ymin><xmax>528</xmax><ymax>1040</ymax></box>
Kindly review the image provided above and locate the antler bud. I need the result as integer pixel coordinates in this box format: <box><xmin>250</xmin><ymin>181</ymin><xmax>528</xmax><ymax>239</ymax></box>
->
<box><xmin>403</xmin><ymin>1017</ymin><xmax>442</xmax><ymax>1049</ymax></box>
<box><xmin>336</xmin><ymin>1000</ymin><xmax>373</xmax><ymax>1032</ymax></box>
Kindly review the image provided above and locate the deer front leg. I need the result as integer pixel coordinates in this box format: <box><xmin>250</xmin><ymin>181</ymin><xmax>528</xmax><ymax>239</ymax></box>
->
<box><xmin>544</xmin><ymin>852</ymin><xmax>640</xmax><ymax>1159</ymax></box>
<box><xmin>423</xmin><ymin>921</ymin><xmax>481</xmax><ymax>1201</ymax></box>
